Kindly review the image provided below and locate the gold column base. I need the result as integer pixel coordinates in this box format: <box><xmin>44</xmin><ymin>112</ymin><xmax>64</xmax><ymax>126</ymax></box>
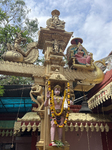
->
<box><xmin>36</xmin><ymin>140</ymin><xmax>44</xmax><ymax>150</ymax></box>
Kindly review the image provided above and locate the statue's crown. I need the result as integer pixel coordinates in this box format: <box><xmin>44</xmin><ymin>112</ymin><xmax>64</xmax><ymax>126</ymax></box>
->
<box><xmin>54</xmin><ymin>85</ymin><xmax>61</xmax><ymax>90</ymax></box>
<box><xmin>51</xmin><ymin>10</ymin><xmax>60</xmax><ymax>16</ymax></box>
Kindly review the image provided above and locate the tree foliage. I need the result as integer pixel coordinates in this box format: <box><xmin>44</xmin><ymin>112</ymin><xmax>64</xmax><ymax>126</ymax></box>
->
<box><xmin>0</xmin><ymin>75</ymin><xmax>33</xmax><ymax>85</ymax></box>
<box><xmin>0</xmin><ymin>0</ymin><xmax>39</xmax><ymax>85</ymax></box>
<box><xmin>0</xmin><ymin>0</ymin><xmax>38</xmax><ymax>56</ymax></box>
<box><xmin>0</xmin><ymin>0</ymin><xmax>38</xmax><ymax>34</ymax></box>
<box><xmin>0</xmin><ymin>85</ymin><xmax>4</xmax><ymax>96</ymax></box>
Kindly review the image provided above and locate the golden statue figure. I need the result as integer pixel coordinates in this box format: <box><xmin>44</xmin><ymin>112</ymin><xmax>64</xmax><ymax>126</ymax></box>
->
<box><xmin>2</xmin><ymin>31</ymin><xmax>39</xmax><ymax>63</ymax></box>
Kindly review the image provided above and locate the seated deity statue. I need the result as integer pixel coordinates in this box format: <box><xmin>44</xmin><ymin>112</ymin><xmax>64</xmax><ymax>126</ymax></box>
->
<box><xmin>46</xmin><ymin>10</ymin><xmax>65</xmax><ymax>30</ymax></box>
<box><xmin>74</xmin><ymin>45</ymin><xmax>91</xmax><ymax>66</ymax></box>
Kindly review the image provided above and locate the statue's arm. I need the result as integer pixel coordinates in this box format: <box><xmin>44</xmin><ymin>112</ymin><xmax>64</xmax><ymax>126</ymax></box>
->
<box><xmin>44</xmin><ymin>98</ymin><xmax>49</xmax><ymax>107</ymax></box>
<box><xmin>70</xmin><ymin>100</ymin><xmax>73</xmax><ymax>105</ymax></box>
<box><xmin>44</xmin><ymin>91</ymin><xmax>50</xmax><ymax>107</ymax></box>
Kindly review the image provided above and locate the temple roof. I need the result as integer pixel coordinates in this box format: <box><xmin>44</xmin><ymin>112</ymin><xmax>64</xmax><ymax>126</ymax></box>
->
<box><xmin>17</xmin><ymin>112</ymin><xmax>40</xmax><ymax>121</ymax></box>
<box><xmin>14</xmin><ymin>112</ymin><xmax>111</xmax><ymax>133</ymax></box>
<box><xmin>0</xmin><ymin>61</ymin><xmax>45</xmax><ymax>78</ymax></box>
<box><xmin>16</xmin><ymin>112</ymin><xmax>112</xmax><ymax>122</ymax></box>
<box><xmin>0</xmin><ymin>60</ymin><xmax>102</xmax><ymax>87</ymax></box>
<box><xmin>88</xmin><ymin>69</ymin><xmax>112</xmax><ymax>112</ymax></box>
<box><xmin>63</xmin><ymin>68</ymin><xmax>96</xmax><ymax>81</ymax></box>
<box><xmin>68</xmin><ymin>113</ymin><xmax>112</xmax><ymax>122</ymax></box>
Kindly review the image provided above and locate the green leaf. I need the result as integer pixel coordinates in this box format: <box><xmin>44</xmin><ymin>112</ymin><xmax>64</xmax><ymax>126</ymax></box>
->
<box><xmin>54</xmin><ymin>140</ymin><xmax>64</xmax><ymax>147</ymax></box>
<box><xmin>0</xmin><ymin>85</ymin><xmax>4</xmax><ymax>96</ymax></box>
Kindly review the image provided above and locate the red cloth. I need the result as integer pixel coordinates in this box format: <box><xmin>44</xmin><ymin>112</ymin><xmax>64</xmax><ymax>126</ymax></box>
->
<box><xmin>75</xmin><ymin>53</ymin><xmax>91</xmax><ymax>64</ymax></box>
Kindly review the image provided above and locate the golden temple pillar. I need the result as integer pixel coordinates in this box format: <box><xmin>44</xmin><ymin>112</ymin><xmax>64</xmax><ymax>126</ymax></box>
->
<box><xmin>36</xmin><ymin>10</ymin><xmax>73</xmax><ymax>150</ymax></box>
<box><xmin>36</xmin><ymin>110</ymin><xmax>45</xmax><ymax>150</ymax></box>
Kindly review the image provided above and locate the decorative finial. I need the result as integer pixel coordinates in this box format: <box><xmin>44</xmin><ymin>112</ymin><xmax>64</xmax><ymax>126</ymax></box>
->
<box><xmin>55</xmin><ymin>69</ymin><xmax>59</xmax><ymax>72</ymax></box>
<box><xmin>51</xmin><ymin>10</ymin><xmax>60</xmax><ymax>16</ymax></box>
<box><xmin>71</xmin><ymin>37</ymin><xmax>83</xmax><ymax>45</ymax></box>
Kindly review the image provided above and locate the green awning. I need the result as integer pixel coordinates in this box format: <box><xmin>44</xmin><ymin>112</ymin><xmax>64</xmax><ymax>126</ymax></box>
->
<box><xmin>0</xmin><ymin>120</ymin><xmax>15</xmax><ymax>129</ymax></box>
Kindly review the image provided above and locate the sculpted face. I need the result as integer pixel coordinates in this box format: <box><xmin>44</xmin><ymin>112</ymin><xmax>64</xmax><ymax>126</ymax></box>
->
<box><xmin>54</xmin><ymin>88</ymin><xmax>60</xmax><ymax>96</ymax></box>
<box><xmin>78</xmin><ymin>45</ymin><xmax>83</xmax><ymax>51</ymax></box>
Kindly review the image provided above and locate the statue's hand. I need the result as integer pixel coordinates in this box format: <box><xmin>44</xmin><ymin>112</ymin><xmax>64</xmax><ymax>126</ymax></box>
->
<box><xmin>47</xmin><ymin>91</ymin><xmax>50</xmax><ymax>99</ymax></box>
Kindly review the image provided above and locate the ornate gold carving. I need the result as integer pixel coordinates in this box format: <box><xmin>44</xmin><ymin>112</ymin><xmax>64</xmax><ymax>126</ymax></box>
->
<box><xmin>10</xmin><ymin>130</ymin><xmax>13</xmax><ymax>136</ymax></box>
<box><xmin>17</xmin><ymin>112</ymin><xmax>40</xmax><ymax>121</ymax></box>
<box><xmin>65</xmin><ymin>123</ymin><xmax>69</xmax><ymax>132</ymax></box>
<box><xmin>14</xmin><ymin>122</ymin><xmax>21</xmax><ymax>134</ymax></box>
<box><xmin>85</xmin><ymin>123</ymin><xmax>89</xmax><ymax>132</ymax></box>
<box><xmin>0</xmin><ymin>61</ymin><xmax>45</xmax><ymax>79</ymax></box>
<box><xmin>21</xmin><ymin>122</ymin><xmax>26</xmax><ymax>132</ymax></box>
<box><xmin>90</xmin><ymin>123</ymin><xmax>94</xmax><ymax>132</ymax></box>
<box><xmin>95</xmin><ymin>123</ymin><xmax>99</xmax><ymax>132</ymax></box>
<box><xmin>64</xmin><ymin>122</ymin><xmax>109</xmax><ymax>133</ymax></box>
<box><xmin>14</xmin><ymin>121</ymin><xmax>39</xmax><ymax>133</ymax></box>
<box><xmin>51</xmin><ymin>65</ymin><xmax>60</xmax><ymax>71</ymax></box>
<box><xmin>53</xmin><ymin>39</ymin><xmax>59</xmax><ymax>53</ymax></box>
<box><xmin>91</xmin><ymin>60</ymin><xmax>106</xmax><ymax>83</ymax></box>
<box><xmin>74</xmin><ymin>123</ymin><xmax>79</xmax><ymax>131</ymax></box>
<box><xmin>6</xmin><ymin>130</ymin><xmax>9</xmax><ymax>136</ymax></box>
<box><xmin>80</xmin><ymin>123</ymin><xmax>84</xmax><ymax>132</ymax></box>
<box><xmin>100</xmin><ymin>123</ymin><xmax>104</xmax><ymax>132</ymax></box>
<box><xmin>70</xmin><ymin>123</ymin><xmax>74</xmax><ymax>132</ymax></box>
<box><xmin>105</xmin><ymin>124</ymin><xmax>109</xmax><ymax>132</ymax></box>
<box><xmin>55</xmin><ymin>75</ymin><xmax>62</xmax><ymax>80</ymax></box>
<box><xmin>49</xmin><ymin>69</ymin><xmax>68</xmax><ymax>82</ymax></box>
<box><xmin>30</xmin><ymin>84</ymin><xmax>44</xmax><ymax>111</ymax></box>
<box><xmin>73</xmin><ymin>81</ymin><xmax>95</xmax><ymax>92</ymax></box>
<box><xmin>63</xmin><ymin>67</ymin><xmax>104</xmax><ymax>92</ymax></box>
<box><xmin>71</xmin><ymin>51</ymin><xmax>74</xmax><ymax>57</ymax></box>
<box><xmin>46</xmin><ymin>10</ymin><xmax>65</xmax><ymax>30</ymax></box>
<box><xmin>72</xmin><ymin>63</ymin><xmax>95</xmax><ymax>71</ymax></box>
<box><xmin>68</xmin><ymin>113</ymin><xmax>111</xmax><ymax>122</ymax></box>
<box><xmin>88</xmin><ymin>82</ymin><xmax>112</xmax><ymax>109</ymax></box>
<box><xmin>2</xmin><ymin>32</ymin><xmax>39</xmax><ymax>63</ymax></box>
<box><xmin>51</xmin><ymin>39</ymin><xmax>65</xmax><ymax>54</ymax></box>
<box><xmin>0</xmin><ymin>130</ymin><xmax>14</xmax><ymax>137</ymax></box>
<box><xmin>27</xmin><ymin>122</ymin><xmax>32</xmax><ymax>132</ymax></box>
<box><xmin>1</xmin><ymin>130</ymin><xmax>5</xmax><ymax>136</ymax></box>
<box><xmin>32</xmin><ymin>122</ymin><xmax>37</xmax><ymax>132</ymax></box>
<box><xmin>73</xmin><ymin>58</ymin><xmax>75</xmax><ymax>65</ymax></box>
<box><xmin>49</xmin><ymin>54</ymin><xmax>65</xmax><ymax>67</ymax></box>
<box><xmin>37</xmin><ymin>123</ymin><xmax>41</xmax><ymax>132</ymax></box>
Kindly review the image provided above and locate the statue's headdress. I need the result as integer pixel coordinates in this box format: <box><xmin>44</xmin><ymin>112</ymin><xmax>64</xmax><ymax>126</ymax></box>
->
<box><xmin>54</xmin><ymin>85</ymin><xmax>61</xmax><ymax>90</ymax></box>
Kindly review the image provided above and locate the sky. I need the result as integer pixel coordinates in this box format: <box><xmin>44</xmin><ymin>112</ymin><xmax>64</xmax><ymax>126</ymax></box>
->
<box><xmin>24</xmin><ymin>0</ymin><xmax>112</xmax><ymax>61</ymax></box>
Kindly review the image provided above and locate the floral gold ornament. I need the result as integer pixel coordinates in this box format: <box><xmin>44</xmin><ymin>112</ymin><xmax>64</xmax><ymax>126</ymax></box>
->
<box><xmin>51</xmin><ymin>90</ymin><xmax>66</xmax><ymax>117</ymax></box>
